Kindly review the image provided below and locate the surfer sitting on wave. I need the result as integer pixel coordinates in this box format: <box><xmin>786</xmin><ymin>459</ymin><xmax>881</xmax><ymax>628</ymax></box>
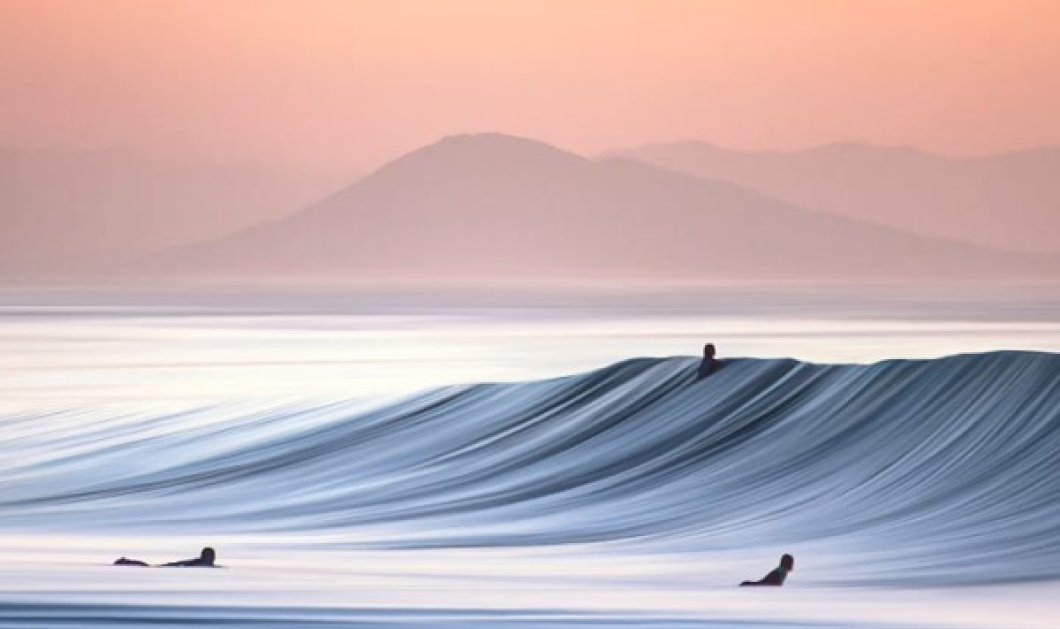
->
<box><xmin>697</xmin><ymin>343</ymin><xmax>720</xmax><ymax>379</ymax></box>
<box><xmin>740</xmin><ymin>553</ymin><xmax>794</xmax><ymax>586</ymax></box>
<box><xmin>113</xmin><ymin>546</ymin><xmax>217</xmax><ymax>567</ymax></box>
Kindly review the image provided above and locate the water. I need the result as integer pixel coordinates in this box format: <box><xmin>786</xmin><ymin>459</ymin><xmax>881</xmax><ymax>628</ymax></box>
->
<box><xmin>1</xmin><ymin>286</ymin><xmax>1059</xmax><ymax>628</ymax></box>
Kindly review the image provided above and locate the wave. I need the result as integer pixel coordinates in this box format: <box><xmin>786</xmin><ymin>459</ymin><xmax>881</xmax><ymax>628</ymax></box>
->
<box><xmin>1</xmin><ymin>351</ymin><xmax>1058</xmax><ymax>585</ymax></box>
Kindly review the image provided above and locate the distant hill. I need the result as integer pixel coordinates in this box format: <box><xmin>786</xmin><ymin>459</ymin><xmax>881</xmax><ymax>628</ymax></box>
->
<box><xmin>0</xmin><ymin>147</ymin><xmax>333</xmax><ymax>278</ymax></box>
<box><xmin>606</xmin><ymin>141</ymin><xmax>1060</xmax><ymax>254</ymax></box>
<box><xmin>137</xmin><ymin>134</ymin><xmax>1051</xmax><ymax>284</ymax></box>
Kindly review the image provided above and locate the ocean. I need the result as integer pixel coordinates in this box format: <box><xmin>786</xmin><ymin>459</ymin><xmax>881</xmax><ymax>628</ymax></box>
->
<box><xmin>1</xmin><ymin>284</ymin><xmax>1058</xmax><ymax>628</ymax></box>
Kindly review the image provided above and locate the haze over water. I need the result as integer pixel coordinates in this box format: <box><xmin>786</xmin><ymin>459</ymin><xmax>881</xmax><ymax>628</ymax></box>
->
<box><xmin>2</xmin><ymin>1</ymin><xmax>1060</xmax><ymax>627</ymax></box>
<box><xmin>3</xmin><ymin>285</ymin><xmax>1060</xmax><ymax>410</ymax></box>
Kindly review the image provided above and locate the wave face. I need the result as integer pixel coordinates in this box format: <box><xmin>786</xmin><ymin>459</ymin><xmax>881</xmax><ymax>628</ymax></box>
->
<box><xmin>1</xmin><ymin>351</ymin><xmax>1058</xmax><ymax>586</ymax></box>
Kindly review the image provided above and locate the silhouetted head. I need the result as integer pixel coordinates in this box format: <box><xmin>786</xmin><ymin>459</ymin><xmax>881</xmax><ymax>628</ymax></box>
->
<box><xmin>200</xmin><ymin>547</ymin><xmax>216</xmax><ymax>565</ymax></box>
<box><xmin>703</xmin><ymin>343</ymin><xmax>716</xmax><ymax>358</ymax></box>
<box><xmin>780</xmin><ymin>553</ymin><xmax>794</xmax><ymax>571</ymax></box>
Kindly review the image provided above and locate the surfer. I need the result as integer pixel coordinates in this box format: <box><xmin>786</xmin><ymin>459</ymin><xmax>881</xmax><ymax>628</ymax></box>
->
<box><xmin>697</xmin><ymin>343</ymin><xmax>720</xmax><ymax>379</ymax></box>
<box><xmin>112</xmin><ymin>547</ymin><xmax>217</xmax><ymax>567</ymax></box>
<box><xmin>740</xmin><ymin>553</ymin><xmax>794</xmax><ymax>586</ymax></box>
<box><xmin>162</xmin><ymin>546</ymin><xmax>217</xmax><ymax>567</ymax></box>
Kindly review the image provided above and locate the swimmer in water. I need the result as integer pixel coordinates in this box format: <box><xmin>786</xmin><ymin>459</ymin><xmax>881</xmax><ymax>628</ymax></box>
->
<box><xmin>740</xmin><ymin>553</ymin><xmax>794</xmax><ymax>586</ymax></box>
<box><xmin>113</xmin><ymin>547</ymin><xmax>217</xmax><ymax>567</ymax></box>
<box><xmin>697</xmin><ymin>343</ymin><xmax>720</xmax><ymax>379</ymax></box>
<box><xmin>162</xmin><ymin>547</ymin><xmax>217</xmax><ymax>567</ymax></box>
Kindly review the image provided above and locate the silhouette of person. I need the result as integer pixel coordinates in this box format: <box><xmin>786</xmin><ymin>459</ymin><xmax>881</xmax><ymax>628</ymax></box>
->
<box><xmin>112</xmin><ymin>547</ymin><xmax>218</xmax><ymax>567</ymax></box>
<box><xmin>697</xmin><ymin>343</ymin><xmax>720</xmax><ymax>379</ymax></box>
<box><xmin>162</xmin><ymin>547</ymin><xmax>217</xmax><ymax>567</ymax></box>
<box><xmin>740</xmin><ymin>553</ymin><xmax>794</xmax><ymax>586</ymax></box>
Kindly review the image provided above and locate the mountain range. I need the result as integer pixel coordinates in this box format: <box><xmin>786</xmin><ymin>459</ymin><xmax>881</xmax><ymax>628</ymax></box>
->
<box><xmin>607</xmin><ymin>141</ymin><xmax>1060</xmax><ymax>254</ymax></box>
<box><xmin>135</xmin><ymin>134</ymin><xmax>1051</xmax><ymax>283</ymax></box>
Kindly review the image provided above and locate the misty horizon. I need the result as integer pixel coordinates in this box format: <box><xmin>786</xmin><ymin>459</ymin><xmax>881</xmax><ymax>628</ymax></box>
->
<box><xmin>3</xmin><ymin>4</ymin><xmax>1060</xmax><ymax>629</ymax></box>
<box><xmin>3</xmin><ymin>131</ymin><xmax>1058</xmax><ymax>286</ymax></box>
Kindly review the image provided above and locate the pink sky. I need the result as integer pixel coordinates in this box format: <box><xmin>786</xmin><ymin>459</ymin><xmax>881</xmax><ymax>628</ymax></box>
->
<box><xmin>1</xmin><ymin>0</ymin><xmax>1058</xmax><ymax>177</ymax></box>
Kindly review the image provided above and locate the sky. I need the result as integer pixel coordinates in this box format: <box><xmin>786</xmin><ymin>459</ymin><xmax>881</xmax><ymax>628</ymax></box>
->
<box><xmin>2</xmin><ymin>0</ymin><xmax>1059</xmax><ymax>179</ymax></box>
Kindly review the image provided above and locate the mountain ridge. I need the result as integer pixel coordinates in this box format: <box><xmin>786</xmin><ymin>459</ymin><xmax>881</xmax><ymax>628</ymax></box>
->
<box><xmin>134</xmin><ymin>133</ymin><xmax>1052</xmax><ymax>284</ymax></box>
<box><xmin>607</xmin><ymin>140</ymin><xmax>1060</xmax><ymax>253</ymax></box>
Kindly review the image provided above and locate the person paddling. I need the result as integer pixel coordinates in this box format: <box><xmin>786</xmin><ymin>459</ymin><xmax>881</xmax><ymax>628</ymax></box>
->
<box><xmin>162</xmin><ymin>546</ymin><xmax>217</xmax><ymax>567</ymax></box>
<box><xmin>740</xmin><ymin>553</ymin><xmax>794</xmax><ymax>586</ymax></box>
<box><xmin>113</xmin><ymin>546</ymin><xmax>218</xmax><ymax>567</ymax></box>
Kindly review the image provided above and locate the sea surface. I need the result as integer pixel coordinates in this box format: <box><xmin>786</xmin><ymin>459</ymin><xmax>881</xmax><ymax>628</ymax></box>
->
<box><xmin>1</xmin><ymin>285</ymin><xmax>1059</xmax><ymax>628</ymax></box>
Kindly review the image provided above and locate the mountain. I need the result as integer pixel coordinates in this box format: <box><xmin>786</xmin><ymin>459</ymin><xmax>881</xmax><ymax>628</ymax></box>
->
<box><xmin>139</xmin><ymin>133</ymin><xmax>1051</xmax><ymax>283</ymax></box>
<box><xmin>0</xmin><ymin>147</ymin><xmax>333</xmax><ymax>278</ymax></box>
<box><xmin>606</xmin><ymin>141</ymin><xmax>1060</xmax><ymax>254</ymax></box>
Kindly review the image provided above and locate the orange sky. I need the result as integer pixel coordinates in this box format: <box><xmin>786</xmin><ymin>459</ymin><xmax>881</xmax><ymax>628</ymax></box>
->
<box><xmin>1</xmin><ymin>0</ymin><xmax>1058</xmax><ymax>177</ymax></box>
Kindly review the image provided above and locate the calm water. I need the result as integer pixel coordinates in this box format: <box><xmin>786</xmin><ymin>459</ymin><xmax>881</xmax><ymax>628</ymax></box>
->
<box><xmin>3</xmin><ymin>284</ymin><xmax>1059</xmax><ymax>410</ymax></box>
